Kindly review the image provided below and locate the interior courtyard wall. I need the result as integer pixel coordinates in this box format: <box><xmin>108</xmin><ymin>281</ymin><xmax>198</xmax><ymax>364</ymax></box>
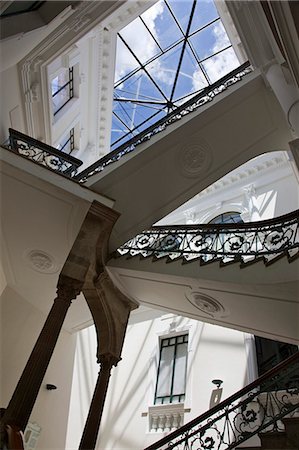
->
<box><xmin>0</xmin><ymin>65</ymin><xmax>26</xmax><ymax>142</ymax></box>
<box><xmin>0</xmin><ymin>286</ymin><xmax>77</xmax><ymax>449</ymax></box>
<box><xmin>158</xmin><ymin>152</ymin><xmax>298</xmax><ymax>226</ymax></box>
<box><xmin>66</xmin><ymin>316</ymin><xmax>248</xmax><ymax>450</ymax></box>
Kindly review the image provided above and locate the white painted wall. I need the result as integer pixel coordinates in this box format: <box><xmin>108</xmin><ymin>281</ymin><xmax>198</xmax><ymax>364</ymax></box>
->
<box><xmin>0</xmin><ymin>286</ymin><xmax>77</xmax><ymax>449</ymax></box>
<box><xmin>66</xmin><ymin>314</ymin><xmax>249</xmax><ymax>450</ymax></box>
<box><xmin>0</xmin><ymin>65</ymin><xmax>26</xmax><ymax>142</ymax></box>
<box><xmin>158</xmin><ymin>151</ymin><xmax>298</xmax><ymax>225</ymax></box>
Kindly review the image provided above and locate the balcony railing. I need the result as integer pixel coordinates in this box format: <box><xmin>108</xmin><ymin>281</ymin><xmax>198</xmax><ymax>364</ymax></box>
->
<box><xmin>144</xmin><ymin>352</ymin><xmax>299</xmax><ymax>450</ymax></box>
<box><xmin>2</xmin><ymin>63</ymin><xmax>252</xmax><ymax>183</ymax></box>
<box><xmin>116</xmin><ymin>210</ymin><xmax>299</xmax><ymax>266</ymax></box>
<box><xmin>75</xmin><ymin>62</ymin><xmax>252</xmax><ymax>183</ymax></box>
<box><xmin>3</xmin><ymin>128</ymin><xmax>82</xmax><ymax>176</ymax></box>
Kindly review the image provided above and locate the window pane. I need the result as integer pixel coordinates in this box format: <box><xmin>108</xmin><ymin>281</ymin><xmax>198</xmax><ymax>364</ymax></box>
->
<box><xmin>166</xmin><ymin>0</ymin><xmax>194</xmax><ymax>33</ymax></box>
<box><xmin>119</xmin><ymin>17</ymin><xmax>160</xmax><ymax>66</ymax></box>
<box><xmin>189</xmin><ymin>0</ymin><xmax>219</xmax><ymax>34</ymax></box>
<box><xmin>51</xmin><ymin>68</ymin><xmax>73</xmax><ymax>115</ymax></box>
<box><xmin>141</xmin><ymin>1</ymin><xmax>183</xmax><ymax>50</ymax></box>
<box><xmin>202</xmin><ymin>47</ymin><xmax>240</xmax><ymax>84</ymax></box>
<box><xmin>173</xmin><ymin>342</ymin><xmax>188</xmax><ymax>395</ymax></box>
<box><xmin>189</xmin><ymin>20</ymin><xmax>229</xmax><ymax>62</ymax></box>
<box><xmin>114</xmin><ymin>38</ymin><xmax>140</xmax><ymax>83</ymax></box>
<box><xmin>156</xmin><ymin>345</ymin><xmax>175</xmax><ymax>397</ymax></box>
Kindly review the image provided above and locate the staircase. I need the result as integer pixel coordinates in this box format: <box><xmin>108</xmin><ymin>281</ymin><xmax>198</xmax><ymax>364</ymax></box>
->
<box><xmin>143</xmin><ymin>352</ymin><xmax>299</xmax><ymax>450</ymax></box>
<box><xmin>107</xmin><ymin>212</ymin><xmax>299</xmax><ymax>343</ymax></box>
<box><xmin>237</xmin><ymin>417</ymin><xmax>299</xmax><ymax>449</ymax></box>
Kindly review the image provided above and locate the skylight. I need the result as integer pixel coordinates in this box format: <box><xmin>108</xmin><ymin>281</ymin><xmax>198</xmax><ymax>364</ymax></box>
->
<box><xmin>111</xmin><ymin>0</ymin><xmax>241</xmax><ymax>150</ymax></box>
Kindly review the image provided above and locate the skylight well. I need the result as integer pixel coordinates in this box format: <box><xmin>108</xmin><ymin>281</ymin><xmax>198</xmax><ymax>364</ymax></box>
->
<box><xmin>111</xmin><ymin>0</ymin><xmax>243</xmax><ymax>150</ymax></box>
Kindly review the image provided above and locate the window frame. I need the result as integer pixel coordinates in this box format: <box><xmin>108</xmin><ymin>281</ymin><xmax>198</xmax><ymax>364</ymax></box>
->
<box><xmin>154</xmin><ymin>333</ymin><xmax>188</xmax><ymax>405</ymax></box>
<box><xmin>51</xmin><ymin>67</ymin><xmax>74</xmax><ymax>116</ymax></box>
<box><xmin>57</xmin><ymin>128</ymin><xmax>75</xmax><ymax>154</ymax></box>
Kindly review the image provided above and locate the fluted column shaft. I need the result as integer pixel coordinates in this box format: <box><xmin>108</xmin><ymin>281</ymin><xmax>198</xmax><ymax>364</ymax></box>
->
<box><xmin>1</xmin><ymin>276</ymin><xmax>81</xmax><ymax>433</ymax></box>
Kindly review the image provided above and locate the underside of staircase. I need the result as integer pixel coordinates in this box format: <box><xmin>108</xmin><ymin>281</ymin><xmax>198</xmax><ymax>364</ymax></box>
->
<box><xmin>237</xmin><ymin>417</ymin><xmax>299</xmax><ymax>449</ymax></box>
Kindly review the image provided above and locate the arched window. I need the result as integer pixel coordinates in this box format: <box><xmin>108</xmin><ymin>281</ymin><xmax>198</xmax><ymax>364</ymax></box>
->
<box><xmin>208</xmin><ymin>211</ymin><xmax>243</xmax><ymax>225</ymax></box>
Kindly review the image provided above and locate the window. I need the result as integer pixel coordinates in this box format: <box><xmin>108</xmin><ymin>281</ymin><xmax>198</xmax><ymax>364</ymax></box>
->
<box><xmin>111</xmin><ymin>0</ymin><xmax>242</xmax><ymax>150</ymax></box>
<box><xmin>209</xmin><ymin>211</ymin><xmax>243</xmax><ymax>224</ymax></box>
<box><xmin>57</xmin><ymin>128</ymin><xmax>75</xmax><ymax>154</ymax></box>
<box><xmin>51</xmin><ymin>67</ymin><xmax>74</xmax><ymax>115</ymax></box>
<box><xmin>154</xmin><ymin>334</ymin><xmax>188</xmax><ymax>405</ymax></box>
<box><xmin>255</xmin><ymin>336</ymin><xmax>298</xmax><ymax>377</ymax></box>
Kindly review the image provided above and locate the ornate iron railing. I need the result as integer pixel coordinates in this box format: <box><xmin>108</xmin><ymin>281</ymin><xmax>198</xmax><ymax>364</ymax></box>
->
<box><xmin>2</xmin><ymin>64</ymin><xmax>252</xmax><ymax>183</ymax></box>
<box><xmin>76</xmin><ymin>62</ymin><xmax>252</xmax><ymax>183</ymax></box>
<box><xmin>116</xmin><ymin>210</ymin><xmax>299</xmax><ymax>266</ymax></box>
<box><xmin>144</xmin><ymin>352</ymin><xmax>299</xmax><ymax>450</ymax></box>
<box><xmin>3</xmin><ymin>128</ymin><xmax>82</xmax><ymax>176</ymax></box>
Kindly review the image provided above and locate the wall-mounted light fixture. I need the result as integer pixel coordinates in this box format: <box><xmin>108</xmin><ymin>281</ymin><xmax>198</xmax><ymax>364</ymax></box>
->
<box><xmin>46</xmin><ymin>384</ymin><xmax>57</xmax><ymax>390</ymax></box>
<box><xmin>212</xmin><ymin>379</ymin><xmax>223</xmax><ymax>389</ymax></box>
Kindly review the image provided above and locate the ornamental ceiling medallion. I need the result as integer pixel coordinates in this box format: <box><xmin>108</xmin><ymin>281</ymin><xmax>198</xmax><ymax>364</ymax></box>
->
<box><xmin>24</xmin><ymin>250</ymin><xmax>59</xmax><ymax>274</ymax></box>
<box><xmin>185</xmin><ymin>291</ymin><xmax>228</xmax><ymax>318</ymax></box>
<box><xmin>178</xmin><ymin>137</ymin><xmax>213</xmax><ymax>177</ymax></box>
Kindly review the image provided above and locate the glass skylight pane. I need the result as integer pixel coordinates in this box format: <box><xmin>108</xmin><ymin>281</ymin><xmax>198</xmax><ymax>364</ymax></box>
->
<box><xmin>111</xmin><ymin>113</ymin><xmax>135</xmax><ymax>147</ymax></box>
<box><xmin>173</xmin><ymin>46</ymin><xmax>208</xmax><ymax>102</ymax></box>
<box><xmin>114</xmin><ymin>99</ymin><xmax>164</xmax><ymax>133</ymax></box>
<box><xmin>189</xmin><ymin>20</ymin><xmax>229</xmax><ymax>62</ymax></box>
<box><xmin>202</xmin><ymin>46</ymin><xmax>240</xmax><ymax>83</ymax></box>
<box><xmin>141</xmin><ymin>0</ymin><xmax>183</xmax><ymax>50</ymax></box>
<box><xmin>147</xmin><ymin>42</ymin><xmax>184</xmax><ymax>100</ymax></box>
<box><xmin>189</xmin><ymin>0</ymin><xmax>219</xmax><ymax>34</ymax></box>
<box><xmin>115</xmin><ymin>71</ymin><xmax>167</xmax><ymax>106</ymax></box>
<box><xmin>119</xmin><ymin>17</ymin><xmax>160</xmax><ymax>66</ymax></box>
<box><xmin>166</xmin><ymin>0</ymin><xmax>194</xmax><ymax>33</ymax></box>
<box><xmin>112</xmin><ymin>0</ymin><xmax>245</xmax><ymax>149</ymax></box>
<box><xmin>114</xmin><ymin>38</ymin><xmax>140</xmax><ymax>83</ymax></box>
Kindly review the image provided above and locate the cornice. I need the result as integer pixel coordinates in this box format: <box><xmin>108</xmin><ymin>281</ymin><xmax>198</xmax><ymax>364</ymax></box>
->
<box><xmin>196</xmin><ymin>153</ymin><xmax>287</xmax><ymax>199</ymax></box>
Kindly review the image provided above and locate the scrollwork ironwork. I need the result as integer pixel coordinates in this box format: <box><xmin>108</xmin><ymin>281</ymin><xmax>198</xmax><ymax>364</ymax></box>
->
<box><xmin>2</xmin><ymin>64</ymin><xmax>252</xmax><ymax>183</ymax></box>
<box><xmin>144</xmin><ymin>353</ymin><xmax>299</xmax><ymax>450</ymax></box>
<box><xmin>3</xmin><ymin>128</ymin><xmax>82</xmax><ymax>177</ymax></box>
<box><xmin>116</xmin><ymin>210</ymin><xmax>299</xmax><ymax>266</ymax></box>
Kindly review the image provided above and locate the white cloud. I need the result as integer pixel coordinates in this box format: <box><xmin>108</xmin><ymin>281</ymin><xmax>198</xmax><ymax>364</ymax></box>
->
<box><xmin>115</xmin><ymin>2</ymin><xmax>165</xmax><ymax>83</ymax></box>
<box><xmin>192</xmin><ymin>21</ymin><xmax>239</xmax><ymax>88</ymax></box>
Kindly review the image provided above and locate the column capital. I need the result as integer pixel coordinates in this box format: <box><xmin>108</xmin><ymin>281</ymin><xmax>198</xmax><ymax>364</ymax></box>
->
<box><xmin>56</xmin><ymin>275</ymin><xmax>82</xmax><ymax>303</ymax></box>
<box><xmin>98</xmin><ymin>353</ymin><xmax>120</xmax><ymax>370</ymax></box>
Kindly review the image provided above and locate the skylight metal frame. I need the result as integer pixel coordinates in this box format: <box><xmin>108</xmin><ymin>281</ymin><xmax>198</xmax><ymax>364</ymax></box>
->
<box><xmin>111</xmin><ymin>0</ymin><xmax>241</xmax><ymax>149</ymax></box>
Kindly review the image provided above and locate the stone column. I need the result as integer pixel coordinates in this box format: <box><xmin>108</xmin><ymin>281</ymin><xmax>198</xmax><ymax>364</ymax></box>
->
<box><xmin>79</xmin><ymin>270</ymin><xmax>138</xmax><ymax>449</ymax></box>
<box><xmin>1</xmin><ymin>275</ymin><xmax>81</xmax><ymax>433</ymax></box>
<box><xmin>1</xmin><ymin>200</ymin><xmax>120</xmax><ymax>447</ymax></box>
<box><xmin>79</xmin><ymin>355</ymin><xmax>118</xmax><ymax>450</ymax></box>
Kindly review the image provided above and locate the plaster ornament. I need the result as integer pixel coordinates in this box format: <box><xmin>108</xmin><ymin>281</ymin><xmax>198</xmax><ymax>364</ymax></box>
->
<box><xmin>25</xmin><ymin>250</ymin><xmax>58</xmax><ymax>274</ymax></box>
<box><xmin>178</xmin><ymin>139</ymin><xmax>212</xmax><ymax>178</ymax></box>
<box><xmin>186</xmin><ymin>292</ymin><xmax>228</xmax><ymax>318</ymax></box>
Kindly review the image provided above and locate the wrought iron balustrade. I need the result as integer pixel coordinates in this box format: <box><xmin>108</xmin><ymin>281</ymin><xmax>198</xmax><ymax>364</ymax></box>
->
<box><xmin>2</xmin><ymin>64</ymin><xmax>252</xmax><ymax>182</ymax></box>
<box><xmin>76</xmin><ymin>62</ymin><xmax>252</xmax><ymax>183</ymax></box>
<box><xmin>116</xmin><ymin>210</ymin><xmax>299</xmax><ymax>266</ymax></box>
<box><xmin>144</xmin><ymin>352</ymin><xmax>299</xmax><ymax>450</ymax></box>
<box><xmin>3</xmin><ymin>128</ymin><xmax>82</xmax><ymax>176</ymax></box>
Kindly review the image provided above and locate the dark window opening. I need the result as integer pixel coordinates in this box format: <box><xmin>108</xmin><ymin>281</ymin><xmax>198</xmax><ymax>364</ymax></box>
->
<box><xmin>154</xmin><ymin>334</ymin><xmax>188</xmax><ymax>405</ymax></box>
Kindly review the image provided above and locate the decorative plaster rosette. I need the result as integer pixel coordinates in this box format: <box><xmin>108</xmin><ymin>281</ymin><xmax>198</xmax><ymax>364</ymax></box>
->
<box><xmin>186</xmin><ymin>291</ymin><xmax>228</xmax><ymax>318</ymax></box>
<box><xmin>178</xmin><ymin>138</ymin><xmax>213</xmax><ymax>178</ymax></box>
<box><xmin>25</xmin><ymin>250</ymin><xmax>58</xmax><ymax>274</ymax></box>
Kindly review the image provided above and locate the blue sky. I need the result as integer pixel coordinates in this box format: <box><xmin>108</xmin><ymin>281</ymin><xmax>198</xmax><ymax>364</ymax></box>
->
<box><xmin>111</xmin><ymin>0</ymin><xmax>240</xmax><ymax>149</ymax></box>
